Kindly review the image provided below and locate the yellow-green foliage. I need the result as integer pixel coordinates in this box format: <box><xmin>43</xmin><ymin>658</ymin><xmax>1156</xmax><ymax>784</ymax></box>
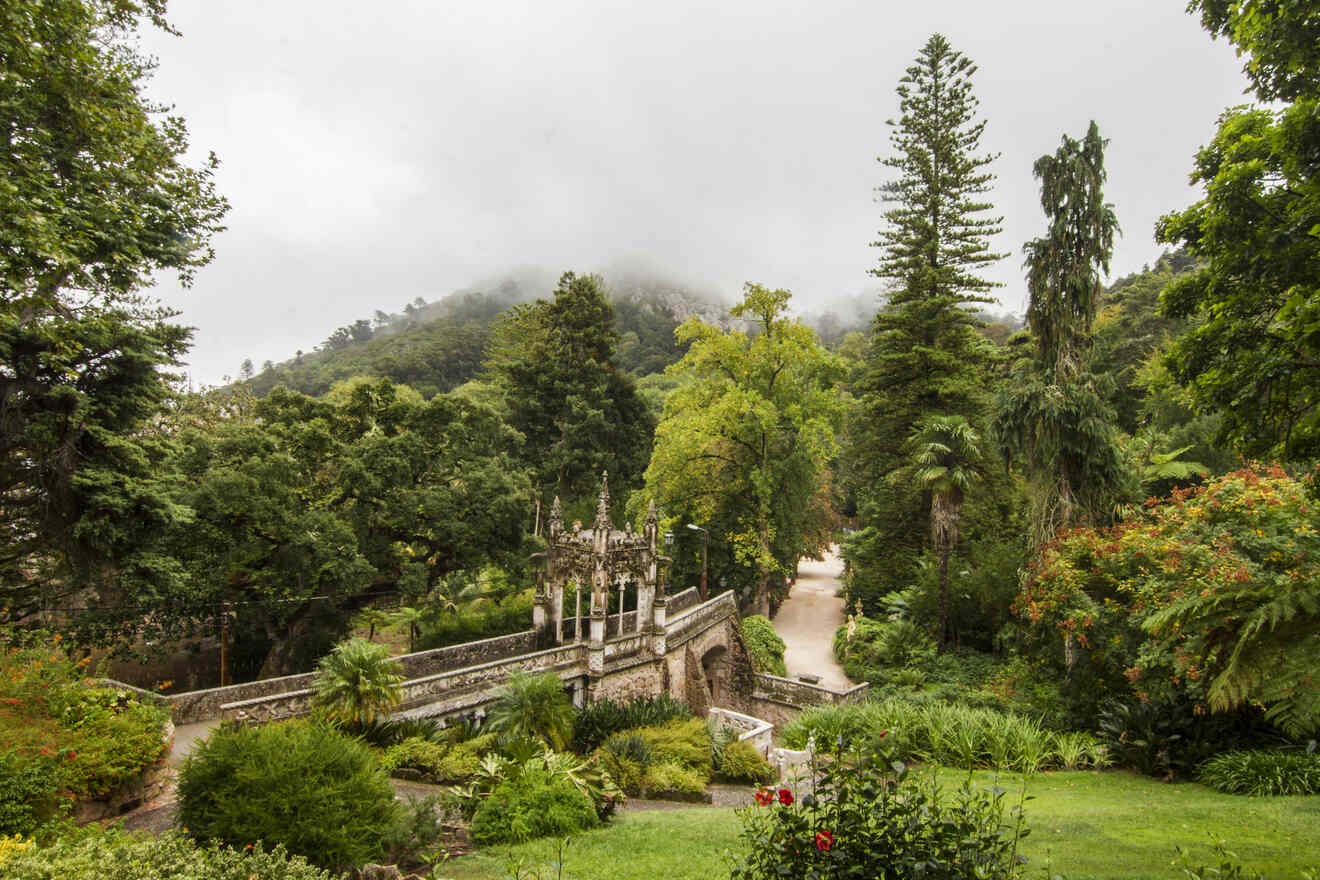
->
<box><xmin>641</xmin><ymin>761</ymin><xmax>707</xmax><ymax>795</ymax></box>
<box><xmin>380</xmin><ymin>736</ymin><xmax>484</xmax><ymax>783</ymax></box>
<box><xmin>717</xmin><ymin>740</ymin><xmax>774</xmax><ymax>783</ymax></box>
<box><xmin>593</xmin><ymin>751</ymin><xmax>646</xmax><ymax>796</ymax></box>
<box><xmin>633</xmin><ymin>718</ymin><xmax>711</xmax><ymax>775</ymax></box>
<box><xmin>0</xmin><ymin>834</ymin><xmax>32</xmax><ymax>866</ymax></box>
<box><xmin>1</xmin><ymin>830</ymin><xmax>332</xmax><ymax>880</ymax></box>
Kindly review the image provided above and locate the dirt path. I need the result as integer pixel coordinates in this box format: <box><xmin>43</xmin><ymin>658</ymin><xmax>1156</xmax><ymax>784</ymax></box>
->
<box><xmin>773</xmin><ymin>546</ymin><xmax>852</xmax><ymax>690</ymax></box>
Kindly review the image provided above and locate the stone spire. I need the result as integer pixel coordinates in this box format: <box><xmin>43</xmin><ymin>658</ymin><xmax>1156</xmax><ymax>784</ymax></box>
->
<box><xmin>644</xmin><ymin>498</ymin><xmax>658</xmax><ymax>549</ymax></box>
<box><xmin>593</xmin><ymin>471</ymin><xmax>611</xmax><ymax>532</ymax></box>
<box><xmin>548</xmin><ymin>496</ymin><xmax>563</xmax><ymax>540</ymax></box>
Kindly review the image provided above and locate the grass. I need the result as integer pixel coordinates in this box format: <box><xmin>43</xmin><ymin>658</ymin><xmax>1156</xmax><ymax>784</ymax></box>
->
<box><xmin>442</xmin><ymin>808</ymin><xmax>744</xmax><ymax>880</ymax></box>
<box><xmin>440</xmin><ymin>770</ymin><xmax>1320</xmax><ymax>880</ymax></box>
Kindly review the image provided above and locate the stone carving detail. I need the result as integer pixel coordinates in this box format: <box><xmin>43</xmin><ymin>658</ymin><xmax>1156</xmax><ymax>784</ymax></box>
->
<box><xmin>534</xmin><ymin>472</ymin><xmax>668</xmax><ymax>650</ymax></box>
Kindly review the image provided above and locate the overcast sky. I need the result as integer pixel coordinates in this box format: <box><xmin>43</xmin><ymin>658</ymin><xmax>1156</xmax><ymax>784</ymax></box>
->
<box><xmin>141</xmin><ymin>0</ymin><xmax>1252</xmax><ymax>386</ymax></box>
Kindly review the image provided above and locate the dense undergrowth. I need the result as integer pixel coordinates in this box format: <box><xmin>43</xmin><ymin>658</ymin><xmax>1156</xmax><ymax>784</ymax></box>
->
<box><xmin>0</xmin><ymin>645</ymin><xmax>169</xmax><ymax>835</ymax></box>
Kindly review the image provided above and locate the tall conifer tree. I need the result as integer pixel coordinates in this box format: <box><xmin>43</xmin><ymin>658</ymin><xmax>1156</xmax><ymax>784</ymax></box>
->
<box><xmin>995</xmin><ymin>123</ymin><xmax>1128</xmax><ymax>546</ymax></box>
<box><xmin>844</xmin><ymin>34</ymin><xmax>1004</xmax><ymax>611</ymax></box>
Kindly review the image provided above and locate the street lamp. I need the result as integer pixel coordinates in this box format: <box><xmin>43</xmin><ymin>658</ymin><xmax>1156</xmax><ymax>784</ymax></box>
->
<box><xmin>686</xmin><ymin>523</ymin><xmax>708</xmax><ymax>600</ymax></box>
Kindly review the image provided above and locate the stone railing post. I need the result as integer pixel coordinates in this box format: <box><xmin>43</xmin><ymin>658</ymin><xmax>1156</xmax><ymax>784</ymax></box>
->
<box><xmin>651</xmin><ymin>596</ymin><xmax>667</xmax><ymax>656</ymax></box>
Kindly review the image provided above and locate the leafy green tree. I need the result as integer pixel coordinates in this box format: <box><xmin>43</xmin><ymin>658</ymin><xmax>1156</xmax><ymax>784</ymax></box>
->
<box><xmin>894</xmin><ymin>416</ymin><xmax>983</xmax><ymax>649</ymax></box>
<box><xmin>1156</xmin><ymin>3</ymin><xmax>1320</xmax><ymax>459</ymax></box>
<box><xmin>845</xmin><ymin>33</ymin><xmax>1004</xmax><ymax>608</ymax></box>
<box><xmin>0</xmin><ymin>0</ymin><xmax>227</xmax><ymax>627</ymax></box>
<box><xmin>485</xmin><ymin>670</ymin><xmax>574</xmax><ymax>750</ymax></box>
<box><xmin>995</xmin><ymin>123</ymin><xmax>1128</xmax><ymax>546</ymax></box>
<box><xmin>158</xmin><ymin>380</ymin><xmax>534</xmax><ymax>676</ymax></box>
<box><xmin>640</xmin><ymin>284</ymin><xmax>842</xmax><ymax>615</ymax></box>
<box><xmin>485</xmin><ymin>272</ymin><xmax>654</xmax><ymax>511</ymax></box>
<box><xmin>310</xmin><ymin>637</ymin><xmax>406</xmax><ymax>726</ymax></box>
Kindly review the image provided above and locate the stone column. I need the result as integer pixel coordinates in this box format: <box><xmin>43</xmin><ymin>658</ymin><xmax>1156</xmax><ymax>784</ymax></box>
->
<box><xmin>651</xmin><ymin>596</ymin><xmax>667</xmax><ymax>657</ymax></box>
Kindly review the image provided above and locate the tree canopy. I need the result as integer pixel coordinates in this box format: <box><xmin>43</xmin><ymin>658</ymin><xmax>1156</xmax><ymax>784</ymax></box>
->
<box><xmin>640</xmin><ymin>284</ymin><xmax>842</xmax><ymax>615</ymax></box>
<box><xmin>1</xmin><ymin>0</ymin><xmax>227</xmax><ymax>624</ymax></box>
<box><xmin>1157</xmin><ymin>1</ymin><xmax>1320</xmax><ymax>460</ymax></box>
<box><xmin>484</xmin><ymin>272</ymin><xmax>654</xmax><ymax>512</ymax></box>
<box><xmin>996</xmin><ymin>122</ymin><xmax>1128</xmax><ymax>546</ymax></box>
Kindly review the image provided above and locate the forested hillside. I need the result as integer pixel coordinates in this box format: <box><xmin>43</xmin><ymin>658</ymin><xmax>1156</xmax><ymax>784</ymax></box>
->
<box><xmin>244</xmin><ymin>272</ymin><xmax>728</xmax><ymax>398</ymax></box>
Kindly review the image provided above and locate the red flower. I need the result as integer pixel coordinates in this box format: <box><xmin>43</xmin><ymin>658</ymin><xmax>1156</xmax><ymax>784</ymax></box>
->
<box><xmin>755</xmin><ymin>789</ymin><xmax>774</xmax><ymax>806</ymax></box>
<box><xmin>778</xmin><ymin>788</ymin><xmax>793</xmax><ymax>806</ymax></box>
<box><xmin>815</xmin><ymin>830</ymin><xmax>834</xmax><ymax>852</ymax></box>
<box><xmin>877</xmin><ymin>729</ymin><xmax>888</xmax><ymax>738</ymax></box>
<box><xmin>67</xmin><ymin>751</ymin><xmax>77</xmax><ymax>759</ymax></box>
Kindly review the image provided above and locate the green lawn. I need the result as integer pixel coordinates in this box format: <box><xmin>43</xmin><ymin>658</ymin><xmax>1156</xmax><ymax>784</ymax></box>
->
<box><xmin>441</xmin><ymin>770</ymin><xmax>1320</xmax><ymax>880</ymax></box>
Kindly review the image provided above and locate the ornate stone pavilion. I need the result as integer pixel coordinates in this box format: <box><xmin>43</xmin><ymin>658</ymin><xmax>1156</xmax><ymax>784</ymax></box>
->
<box><xmin>532</xmin><ymin>473</ymin><xmax>668</xmax><ymax>662</ymax></box>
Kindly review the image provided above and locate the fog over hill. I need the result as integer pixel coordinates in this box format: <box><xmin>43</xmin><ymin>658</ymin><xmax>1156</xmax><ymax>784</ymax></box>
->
<box><xmin>143</xmin><ymin>0</ymin><xmax>1250</xmax><ymax>386</ymax></box>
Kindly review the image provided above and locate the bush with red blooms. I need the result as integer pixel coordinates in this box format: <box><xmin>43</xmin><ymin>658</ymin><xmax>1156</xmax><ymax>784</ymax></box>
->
<box><xmin>729</xmin><ymin>741</ymin><xmax>1029</xmax><ymax>880</ymax></box>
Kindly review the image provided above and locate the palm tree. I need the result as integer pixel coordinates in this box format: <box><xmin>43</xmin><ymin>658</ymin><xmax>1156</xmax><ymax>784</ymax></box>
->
<box><xmin>485</xmin><ymin>670</ymin><xmax>574</xmax><ymax>750</ymax></box>
<box><xmin>899</xmin><ymin>415</ymin><xmax>983</xmax><ymax>651</ymax></box>
<box><xmin>311</xmin><ymin>637</ymin><xmax>405</xmax><ymax>727</ymax></box>
<box><xmin>390</xmin><ymin>606</ymin><xmax>426</xmax><ymax>653</ymax></box>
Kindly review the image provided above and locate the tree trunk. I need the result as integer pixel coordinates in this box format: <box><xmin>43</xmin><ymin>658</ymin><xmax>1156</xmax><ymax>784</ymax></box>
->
<box><xmin>937</xmin><ymin>546</ymin><xmax>951</xmax><ymax>652</ymax></box>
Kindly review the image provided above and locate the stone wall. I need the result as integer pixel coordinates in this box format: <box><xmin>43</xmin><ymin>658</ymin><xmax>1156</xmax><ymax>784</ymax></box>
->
<box><xmin>709</xmin><ymin>707</ymin><xmax>774</xmax><ymax>757</ymax></box>
<box><xmin>163</xmin><ymin>630</ymin><xmax>538</xmax><ymax>724</ymax></box>
<box><xmin>223</xmin><ymin>642</ymin><xmax>588</xmax><ymax>725</ymax></box>
<box><xmin>749</xmin><ymin>673</ymin><xmax>870</xmax><ymax>732</ymax></box>
<box><xmin>593</xmin><ymin>658</ymin><xmax>666</xmax><ymax>703</ymax></box>
<box><xmin>665</xmin><ymin>587</ymin><xmax>702</xmax><ymax>616</ymax></box>
<box><xmin>665</xmin><ymin>591</ymin><xmax>738</xmax><ymax>651</ymax></box>
<box><xmin>152</xmin><ymin>586</ymin><xmax>860</xmax><ymax>733</ymax></box>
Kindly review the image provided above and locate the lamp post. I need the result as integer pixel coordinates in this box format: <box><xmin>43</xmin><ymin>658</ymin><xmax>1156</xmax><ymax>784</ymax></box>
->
<box><xmin>686</xmin><ymin>523</ymin><xmax>708</xmax><ymax>600</ymax></box>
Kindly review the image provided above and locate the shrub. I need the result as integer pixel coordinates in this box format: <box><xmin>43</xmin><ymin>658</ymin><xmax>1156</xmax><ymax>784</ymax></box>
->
<box><xmin>741</xmin><ymin>615</ymin><xmax>787</xmax><ymax>676</ymax></box>
<box><xmin>718</xmin><ymin>739</ymin><xmax>775</xmax><ymax>784</ymax></box>
<box><xmin>633</xmin><ymin>718</ymin><xmax>711</xmax><ymax>774</ymax></box>
<box><xmin>594</xmin><ymin>751</ymin><xmax>645</xmax><ymax>796</ymax></box>
<box><xmin>469</xmin><ymin>766</ymin><xmax>599</xmax><ymax>845</ymax></box>
<box><xmin>0</xmin><ymin>751</ymin><xmax>59</xmax><ymax>836</ymax></box>
<box><xmin>782</xmin><ymin>698</ymin><xmax>1071</xmax><ymax>772</ymax></box>
<box><xmin>570</xmin><ymin>694</ymin><xmax>691</xmax><ymax>753</ymax></box>
<box><xmin>729</xmin><ymin>746</ymin><xmax>1028</xmax><ymax>880</ymax></box>
<box><xmin>603</xmin><ymin>732</ymin><xmax>654</xmax><ymax>767</ymax></box>
<box><xmin>348</xmin><ymin>716</ymin><xmax>445</xmax><ymax>748</ymax></box>
<box><xmin>380</xmin><ymin>736</ymin><xmax>483</xmax><ymax>783</ymax></box>
<box><xmin>835</xmin><ymin>616</ymin><xmax>936</xmax><ymax>671</ymax></box>
<box><xmin>0</xmin><ymin>834</ymin><xmax>33</xmax><ymax>867</ymax></box>
<box><xmin>486</xmin><ymin>671</ymin><xmax>574</xmax><ymax>750</ymax></box>
<box><xmin>595</xmin><ymin>733</ymin><xmax>656</xmax><ymax>796</ymax></box>
<box><xmin>1</xmin><ymin>830</ymin><xmax>332</xmax><ymax>880</ymax></box>
<box><xmin>641</xmin><ymin>761</ymin><xmax>708</xmax><ymax>797</ymax></box>
<box><xmin>310</xmin><ymin>638</ymin><xmax>405</xmax><ymax>727</ymax></box>
<box><xmin>1199</xmin><ymin>749</ymin><xmax>1320</xmax><ymax>796</ymax></box>
<box><xmin>177</xmin><ymin>720</ymin><xmax>399</xmax><ymax>872</ymax></box>
<box><xmin>0</xmin><ymin>647</ymin><xmax>169</xmax><ymax>805</ymax></box>
<box><xmin>380</xmin><ymin>795</ymin><xmax>446</xmax><ymax>867</ymax></box>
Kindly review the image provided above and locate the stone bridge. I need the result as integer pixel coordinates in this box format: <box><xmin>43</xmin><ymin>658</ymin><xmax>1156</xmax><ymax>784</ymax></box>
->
<box><xmin>154</xmin><ymin>584</ymin><xmax>866</xmax><ymax>731</ymax></box>
<box><xmin>150</xmin><ymin>476</ymin><xmax>867</xmax><ymax>731</ymax></box>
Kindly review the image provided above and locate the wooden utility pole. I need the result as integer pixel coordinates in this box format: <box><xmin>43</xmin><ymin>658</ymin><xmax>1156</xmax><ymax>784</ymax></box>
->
<box><xmin>218</xmin><ymin>600</ymin><xmax>231</xmax><ymax>687</ymax></box>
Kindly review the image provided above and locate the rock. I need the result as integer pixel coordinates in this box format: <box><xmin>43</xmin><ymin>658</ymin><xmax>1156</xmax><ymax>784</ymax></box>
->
<box><xmin>358</xmin><ymin>865</ymin><xmax>404</xmax><ymax>880</ymax></box>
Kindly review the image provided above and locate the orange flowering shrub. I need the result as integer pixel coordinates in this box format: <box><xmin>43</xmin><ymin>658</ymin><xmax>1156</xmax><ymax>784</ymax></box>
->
<box><xmin>1017</xmin><ymin>465</ymin><xmax>1320</xmax><ymax>730</ymax></box>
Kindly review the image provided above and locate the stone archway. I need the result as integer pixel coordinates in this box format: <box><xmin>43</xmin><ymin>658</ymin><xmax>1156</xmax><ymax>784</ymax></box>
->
<box><xmin>701</xmin><ymin>644</ymin><xmax>730</xmax><ymax>707</ymax></box>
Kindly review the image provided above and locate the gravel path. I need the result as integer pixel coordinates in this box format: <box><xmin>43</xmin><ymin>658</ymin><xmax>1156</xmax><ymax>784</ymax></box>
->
<box><xmin>773</xmin><ymin>546</ymin><xmax>852</xmax><ymax>690</ymax></box>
